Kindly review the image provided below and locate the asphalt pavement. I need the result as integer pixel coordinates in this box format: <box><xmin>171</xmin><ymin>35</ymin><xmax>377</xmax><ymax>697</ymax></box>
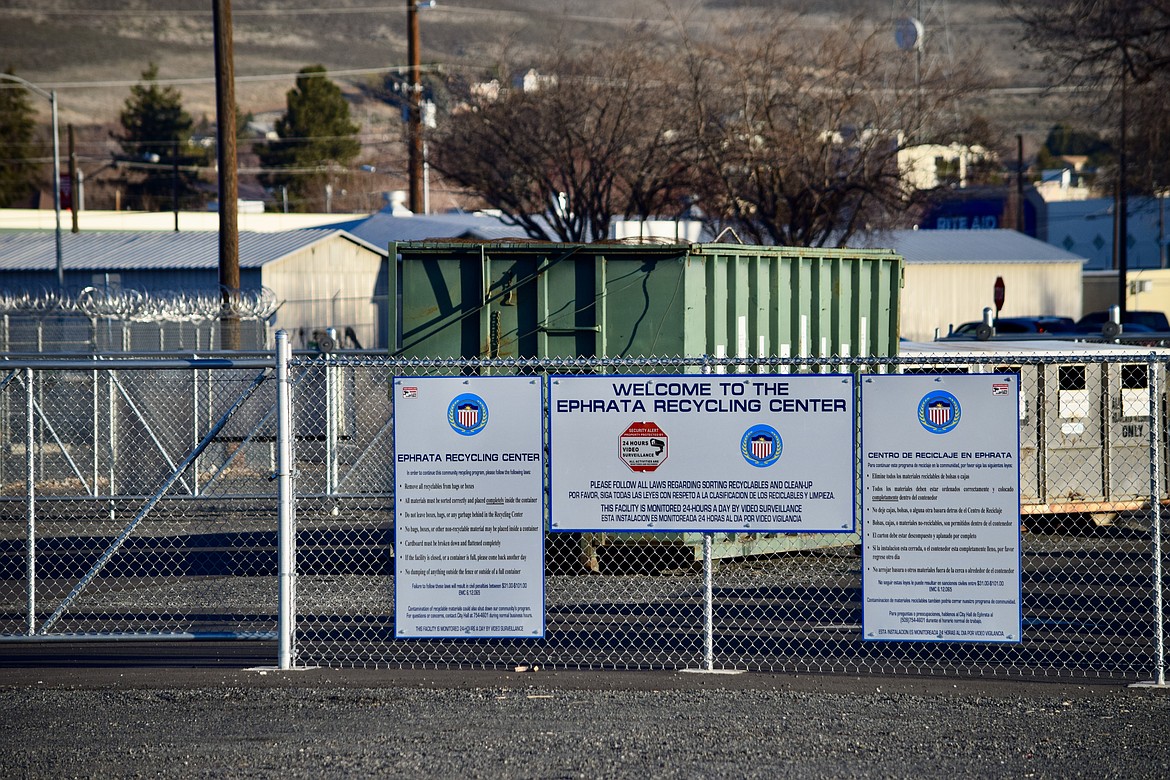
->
<box><xmin>2</xmin><ymin>642</ymin><xmax>1169</xmax><ymax>779</ymax></box>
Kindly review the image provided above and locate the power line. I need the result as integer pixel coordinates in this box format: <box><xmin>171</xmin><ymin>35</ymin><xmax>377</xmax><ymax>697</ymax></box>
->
<box><xmin>0</xmin><ymin>4</ymin><xmax>409</xmax><ymax>17</ymax></box>
<box><xmin>0</xmin><ymin>3</ymin><xmax>656</xmax><ymax>23</ymax></box>
<box><xmin>5</xmin><ymin>64</ymin><xmax>454</xmax><ymax>91</ymax></box>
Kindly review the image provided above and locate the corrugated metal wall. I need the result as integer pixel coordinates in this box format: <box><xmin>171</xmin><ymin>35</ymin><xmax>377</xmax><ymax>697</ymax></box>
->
<box><xmin>0</xmin><ymin>236</ymin><xmax>388</xmax><ymax>351</ymax></box>
<box><xmin>262</xmin><ymin>239</ymin><xmax>388</xmax><ymax>350</ymax></box>
<box><xmin>901</xmin><ymin>261</ymin><xmax>1084</xmax><ymax>341</ymax></box>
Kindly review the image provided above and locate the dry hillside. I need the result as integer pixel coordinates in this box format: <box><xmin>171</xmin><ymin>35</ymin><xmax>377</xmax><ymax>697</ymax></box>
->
<box><xmin>1</xmin><ymin>1</ymin><xmax>1076</xmax><ymax>211</ymax></box>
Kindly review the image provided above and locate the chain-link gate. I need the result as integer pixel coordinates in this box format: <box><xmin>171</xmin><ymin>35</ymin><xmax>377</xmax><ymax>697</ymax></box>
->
<box><xmin>0</xmin><ymin>355</ymin><xmax>282</xmax><ymax>640</ymax></box>
<box><xmin>2</xmin><ymin>342</ymin><xmax>1167</xmax><ymax>682</ymax></box>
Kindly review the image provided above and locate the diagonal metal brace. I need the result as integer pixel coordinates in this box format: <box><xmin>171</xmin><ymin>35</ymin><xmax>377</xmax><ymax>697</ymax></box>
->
<box><xmin>38</xmin><ymin>366</ymin><xmax>272</xmax><ymax>634</ymax></box>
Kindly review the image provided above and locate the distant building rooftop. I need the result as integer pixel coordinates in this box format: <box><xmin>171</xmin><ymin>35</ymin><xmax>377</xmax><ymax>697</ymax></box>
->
<box><xmin>850</xmin><ymin>229</ymin><xmax>1087</xmax><ymax>264</ymax></box>
<box><xmin>0</xmin><ymin>229</ymin><xmax>384</xmax><ymax>273</ymax></box>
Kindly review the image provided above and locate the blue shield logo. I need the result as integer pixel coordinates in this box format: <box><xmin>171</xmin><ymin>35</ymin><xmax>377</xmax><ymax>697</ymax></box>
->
<box><xmin>918</xmin><ymin>390</ymin><xmax>961</xmax><ymax>434</ymax></box>
<box><xmin>448</xmin><ymin>393</ymin><xmax>489</xmax><ymax>436</ymax></box>
<box><xmin>741</xmin><ymin>424</ymin><xmax>783</xmax><ymax>468</ymax></box>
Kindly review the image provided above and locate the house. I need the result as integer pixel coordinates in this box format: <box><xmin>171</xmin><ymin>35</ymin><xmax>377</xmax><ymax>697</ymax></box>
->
<box><xmin>898</xmin><ymin>142</ymin><xmax>991</xmax><ymax>190</ymax></box>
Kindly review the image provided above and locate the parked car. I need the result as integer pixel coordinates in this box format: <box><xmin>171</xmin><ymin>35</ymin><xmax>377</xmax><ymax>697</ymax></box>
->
<box><xmin>1074</xmin><ymin>310</ymin><xmax>1170</xmax><ymax>333</ymax></box>
<box><xmin>946</xmin><ymin>316</ymin><xmax>1075</xmax><ymax>338</ymax></box>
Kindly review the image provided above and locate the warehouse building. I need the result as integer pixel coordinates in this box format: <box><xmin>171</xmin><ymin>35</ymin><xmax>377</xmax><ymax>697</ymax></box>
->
<box><xmin>0</xmin><ymin>229</ymin><xmax>388</xmax><ymax>350</ymax></box>
<box><xmin>850</xmin><ymin>229</ymin><xmax>1088</xmax><ymax>342</ymax></box>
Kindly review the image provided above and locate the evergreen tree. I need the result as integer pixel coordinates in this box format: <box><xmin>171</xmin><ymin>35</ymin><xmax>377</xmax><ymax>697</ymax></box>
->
<box><xmin>257</xmin><ymin>66</ymin><xmax>361</xmax><ymax>211</ymax></box>
<box><xmin>0</xmin><ymin>68</ymin><xmax>41</xmax><ymax>207</ymax></box>
<box><xmin>1044</xmin><ymin>124</ymin><xmax>1102</xmax><ymax>158</ymax></box>
<box><xmin>117</xmin><ymin>63</ymin><xmax>207</xmax><ymax>210</ymax></box>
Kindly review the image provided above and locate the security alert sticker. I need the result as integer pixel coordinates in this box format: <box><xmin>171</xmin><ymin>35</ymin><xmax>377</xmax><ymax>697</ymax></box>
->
<box><xmin>618</xmin><ymin>421</ymin><xmax>668</xmax><ymax>472</ymax></box>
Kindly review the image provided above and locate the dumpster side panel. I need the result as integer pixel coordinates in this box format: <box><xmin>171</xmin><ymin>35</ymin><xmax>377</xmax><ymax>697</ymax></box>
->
<box><xmin>399</xmin><ymin>253</ymin><xmax>473</xmax><ymax>358</ymax></box>
<box><xmin>397</xmin><ymin>242</ymin><xmax>902</xmax><ymax>360</ymax></box>
<box><xmin>603</xmin><ymin>251</ymin><xmax>688</xmax><ymax>358</ymax></box>
<box><xmin>681</xmin><ymin>245</ymin><xmax>902</xmax><ymax>361</ymax></box>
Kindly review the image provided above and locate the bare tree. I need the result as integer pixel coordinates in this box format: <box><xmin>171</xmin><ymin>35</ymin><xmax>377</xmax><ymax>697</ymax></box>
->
<box><xmin>677</xmin><ymin>15</ymin><xmax>988</xmax><ymax>247</ymax></box>
<box><xmin>430</xmin><ymin>40</ymin><xmax>694</xmax><ymax>242</ymax></box>
<box><xmin>1008</xmin><ymin>0</ymin><xmax>1170</xmax><ymax>195</ymax></box>
<box><xmin>1011</xmin><ymin>1</ymin><xmax>1169</xmax><ymax>88</ymax></box>
<box><xmin>1129</xmin><ymin>71</ymin><xmax>1170</xmax><ymax>195</ymax></box>
<box><xmin>432</xmin><ymin>13</ymin><xmax>986</xmax><ymax>247</ymax></box>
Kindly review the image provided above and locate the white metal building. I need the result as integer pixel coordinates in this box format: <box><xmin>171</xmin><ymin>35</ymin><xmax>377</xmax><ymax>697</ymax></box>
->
<box><xmin>850</xmin><ymin>229</ymin><xmax>1088</xmax><ymax>342</ymax></box>
<box><xmin>0</xmin><ymin>229</ymin><xmax>388</xmax><ymax>349</ymax></box>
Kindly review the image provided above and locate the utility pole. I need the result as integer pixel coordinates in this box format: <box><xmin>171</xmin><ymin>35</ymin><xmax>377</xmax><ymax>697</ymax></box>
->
<box><xmin>1116</xmin><ymin>71</ymin><xmax>1129</xmax><ymax>323</ymax></box>
<box><xmin>171</xmin><ymin>139</ymin><xmax>180</xmax><ymax>232</ymax></box>
<box><xmin>214</xmin><ymin>0</ymin><xmax>241</xmax><ymax>350</ymax></box>
<box><xmin>4</xmin><ymin>74</ymin><xmax>66</xmax><ymax>287</ymax></box>
<box><xmin>1016</xmin><ymin>134</ymin><xmax>1025</xmax><ymax>233</ymax></box>
<box><xmin>49</xmin><ymin>88</ymin><xmax>62</xmax><ymax>288</ymax></box>
<box><xmin>407</xmin><ymin>0</ymin><xmax>423</xmax><ymax>214</ymax></box>
<box><xmin>1160</xmin><ymin>189</ymin><xmax>1166</xmax><ymax>270</ymax></box>
<box><xmin>68</xmin><ymin>124</ymin><xmax>78</xmax><ymax>233</ymax></box>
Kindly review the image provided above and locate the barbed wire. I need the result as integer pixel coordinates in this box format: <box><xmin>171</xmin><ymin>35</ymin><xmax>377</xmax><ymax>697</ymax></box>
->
<box><xmin>0</xmin><ymin>286</ymin><xmax>279</xmax><ymax>323</ymax></box>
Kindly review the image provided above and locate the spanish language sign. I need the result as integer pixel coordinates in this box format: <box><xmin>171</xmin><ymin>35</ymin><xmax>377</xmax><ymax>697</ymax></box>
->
<box><xmin>393</xmin><ymin>376</ymin><xmax>544</xmax><ymax>639</ymax></box>
<box><xmin>549</xmin><ymin>374</ymin><xmax>854</xmax><ymax>532</ymax></box>
<box><xmin>861</xmin><ymin>374</ymin><xmax>1022</xmax><ymax>643</ymax></box>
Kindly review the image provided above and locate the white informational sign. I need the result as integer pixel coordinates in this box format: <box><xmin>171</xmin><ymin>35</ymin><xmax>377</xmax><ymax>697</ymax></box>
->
<box><xmin>550</xmin><ymin>374</ymin><xmax>854</xmax><ymax>532</ymax></box>
<box><xmin>861</xmin><ymin>374</ymin><xmax>1022</xmax><ymax>643</ymax></box>
<box><xmin>393</xmin><ymin>377</ymin><xmax>544</xmax><ymax>639</ymax></box>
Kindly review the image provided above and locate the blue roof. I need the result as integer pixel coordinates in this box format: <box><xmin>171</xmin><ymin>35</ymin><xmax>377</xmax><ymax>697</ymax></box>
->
<box><xmin>0</xmin><ymin>229</ymin><xmax>385</xmax><ymax>273</ymax></box>
<box><xmin>850</xmin><ymin>229</ymin><xmax>1087</xmax><ymax>264</ymax></box>
<box><xmin>329</xmin><ymin>211</ymin><xmax>547</xmax><ymax>249</ymax></box>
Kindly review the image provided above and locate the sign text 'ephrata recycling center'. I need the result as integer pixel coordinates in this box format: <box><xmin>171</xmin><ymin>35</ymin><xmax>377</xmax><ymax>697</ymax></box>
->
<box><xmin>554</xmin><ymin>379</ymin><xmax>849</xmax><ymax>414</ymax></box>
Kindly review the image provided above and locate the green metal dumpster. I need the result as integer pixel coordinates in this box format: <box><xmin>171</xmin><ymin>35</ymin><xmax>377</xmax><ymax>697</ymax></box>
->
<box><xmin>392</xmin><ymin>241</ymin><xmax>902</xmax><ymax>359</ymax></box>
<box><xmin>390</xmin><ymin>240</ymin><xmax>903</xmax><ymax>566</ymax></box>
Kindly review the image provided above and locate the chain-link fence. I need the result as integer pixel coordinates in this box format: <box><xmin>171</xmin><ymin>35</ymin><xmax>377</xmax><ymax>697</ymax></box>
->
<box><xmin>2</xmin><ymin>345</ymin><xmax>1167</xmax><ymax>682</ymax></box>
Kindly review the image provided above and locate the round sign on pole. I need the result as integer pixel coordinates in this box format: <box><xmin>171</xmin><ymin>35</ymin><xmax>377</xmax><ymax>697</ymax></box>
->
<box><xmin>993</xmin><ymin>276</ymin><xmax>1005</xmax><ymax>313</ymax></box>
<box><xmin>618</xmin><ymin>421</ymin><xmax>668</xmax><ymax>472</ymax></box>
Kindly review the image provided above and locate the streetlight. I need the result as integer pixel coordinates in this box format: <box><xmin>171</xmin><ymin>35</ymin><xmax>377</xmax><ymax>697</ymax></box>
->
<box><xmin>1</xmin><ymin>73</ymin><xmax>63</xmax><ymax>288</ymax></box>
<box><xmin>140</xmin><ymin>145</ymin><xmax>181</xmax><ymax>231</ymax></box>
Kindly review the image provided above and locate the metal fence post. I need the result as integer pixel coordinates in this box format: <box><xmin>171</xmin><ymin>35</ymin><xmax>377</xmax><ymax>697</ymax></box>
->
<box><xmin>25</xmin><ymin>368</ymin><xmax>35</xmax><ymax>636</ymax></box>
<box><xmin>1150</xmin><ymin>354</ymin><xmax>1165</xmax><ymax>686</ymax></box>
<box><xmin>276</xmin><ymin>330</ymin><xmax>296</xmax><ymax>669</ymax></box>
<box><xmin>326</xmin><ymin>353</ymin><xmax>338</xmax><ymax>498</ymax></box>
<box><xmin>700</xmin><ymin>352</ymin><xmax>716</xmax><ymax>671</ymax></box>
<box><xmin>191</xmin><ymin>365</ymin><xmax>200</xmax><ymax>497</ymax></box>
<box><xmin>107</xmin><ymin>369</ymin><xmax>116</xmax><ymax>520</ymax></box>
<box><xmin>91</xmin><ymin>368</ymin><xmax>98</xmax><ymax>497</ymax></box>
<box><xmin>703</xmin><ymin>531</ymin><xmax>714</xmax><ymax>671</ymax></box>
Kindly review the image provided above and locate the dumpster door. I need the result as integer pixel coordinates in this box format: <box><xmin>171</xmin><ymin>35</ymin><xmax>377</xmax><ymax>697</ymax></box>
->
<box><xmin>1043</xmin><ymin>363</ymin><xmax>1105</xmax><ymax>510</ymax></box>
<box><xmin>1105</xmin><ymin>362</ymin><xmax>1153</xmax><ymax>504</ymax></box>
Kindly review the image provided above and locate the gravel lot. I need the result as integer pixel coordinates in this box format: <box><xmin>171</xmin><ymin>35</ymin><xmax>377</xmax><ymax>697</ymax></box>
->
<box><xmin>2</xmin><ymin>646</ymin><xmax>1168</xmax><ymax>779</ymax></box>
